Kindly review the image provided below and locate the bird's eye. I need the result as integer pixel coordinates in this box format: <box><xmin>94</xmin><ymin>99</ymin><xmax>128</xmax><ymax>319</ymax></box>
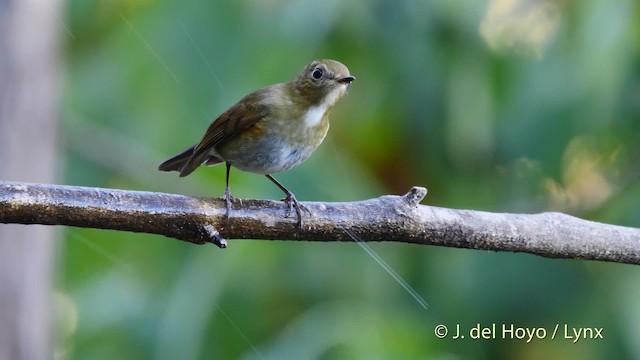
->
<box><xmin>311</xmin><ymin>67</ymin><xmax>323</xmax><ymax>80</ymax></box>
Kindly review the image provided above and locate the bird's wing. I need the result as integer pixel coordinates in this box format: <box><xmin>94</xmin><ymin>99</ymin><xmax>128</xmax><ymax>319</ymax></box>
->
<box><xmin>195</xmin><ymin>98</ymin><xmax>269</xmax><ymax>154</ymax></box>
<box><xmin>179</xmin><ymin>92</ymin><xmax>270</xmax><ymax>177</ymax></box>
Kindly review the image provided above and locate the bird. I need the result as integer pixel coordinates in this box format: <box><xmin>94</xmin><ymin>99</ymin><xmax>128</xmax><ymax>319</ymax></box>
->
<box><xmin>159</xmin><ymin>59</ymin><xmax>355</xmax><ymax>226</ymax></box>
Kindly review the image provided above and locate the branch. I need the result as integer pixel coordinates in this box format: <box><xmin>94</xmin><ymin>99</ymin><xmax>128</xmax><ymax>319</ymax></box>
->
<box><xmin>1</xmin><ymin>181</ymin><xmax>638</xmax><ymax>264</ymax></box>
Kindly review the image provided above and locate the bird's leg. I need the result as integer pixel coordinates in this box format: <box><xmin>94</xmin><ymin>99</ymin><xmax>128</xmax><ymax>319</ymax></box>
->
<box><xmin>265</xmin><ymin>174</ymin><xmax>309</xmax><ymax>228</ymax></box>
<box><xmin>224</xmin><ymin>163</ymin><xmax>234</xmax><ymax>224</ymax></box>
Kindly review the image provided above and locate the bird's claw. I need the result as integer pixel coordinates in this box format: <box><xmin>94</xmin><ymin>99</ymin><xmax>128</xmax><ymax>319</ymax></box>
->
<box><xmin>223</xmin><ymin>188</ymin><xmax>235</xmax><ymax>225</ymax></box>
<box><xmin>281</xmin><ymin>193</ymin><xmax>310</xmax><ymax>228</ymax></box>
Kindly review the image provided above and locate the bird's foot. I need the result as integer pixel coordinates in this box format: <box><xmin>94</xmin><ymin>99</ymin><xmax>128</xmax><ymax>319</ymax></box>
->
<box><xmin>223</xmin><ymin>188</ymin><xmax>235</xmax><ymax>225</ymax></box>
<box><xmin>281</xmin><ymin>192</ymin><xmax>311</xmax><ymax>228</ymax></box>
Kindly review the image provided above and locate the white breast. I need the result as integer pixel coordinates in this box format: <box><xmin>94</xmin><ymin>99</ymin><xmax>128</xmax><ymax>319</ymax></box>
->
<box><xmin>302</xmin><ymin>86</ymin><xmax>346</xmax><ymax>127</ymax></box>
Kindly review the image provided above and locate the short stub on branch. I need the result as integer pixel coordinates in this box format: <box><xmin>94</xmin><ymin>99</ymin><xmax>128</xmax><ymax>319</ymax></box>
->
<box><xmin>204</xmin><ymin>225</ymin><xmax>227</xmax><ymax>248</ymax></box>
<box><xmin>403</xmin><ymin>187</ymin><xmax>428</xmax><ymax>206</ymax></box>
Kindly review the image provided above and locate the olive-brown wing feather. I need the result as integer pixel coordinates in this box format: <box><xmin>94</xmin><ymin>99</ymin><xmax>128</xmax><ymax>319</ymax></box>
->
<box><xmin>179</xmin><ymin>98</ymin><xmax>269</xmax><ymax>177</ymax></box>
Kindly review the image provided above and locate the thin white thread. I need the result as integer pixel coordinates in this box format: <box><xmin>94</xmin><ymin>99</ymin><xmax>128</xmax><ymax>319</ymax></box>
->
<box><xmin>67</xmin><ymin>231</ymin><xmax>133</xmax><ymax>274</ymax></box>
<box><xmin>343</xmin><ymin>228</ymin><xmax>429</xmax><ymax>310</ymax></box>
<box><xmin>177</xmin><ymin>20</ymin><xmax>228</xmax><ymax>95</ymax></box>
<box><xmin>59</xmin><ymin>19</ymin><xmax>76</xmax><ymax>40</ymax></box>
<box><xmin>214</xmin><ymin>303</ymin><xmax>264</xmax><ymax>359</ymax></box>
<box><xmin>120</xmin><ymin>14</ymin><xmax>180</xmax><ymax>83</ymax></box>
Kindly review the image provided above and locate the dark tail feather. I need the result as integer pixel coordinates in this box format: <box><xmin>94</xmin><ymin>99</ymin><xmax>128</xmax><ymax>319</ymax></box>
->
<box><xmin>178</xmin><ymin>149</ymin><xmax>214</xmax><ymax>177</ymax></box>
<box><xmin>158</xmin><ymin>145</ymin><xmax>196</xmax><ymax>172</ymax></box>
<box><xmin>160</xmin><ymin>144</ymin><xmax>224</xmax><ymax>177</ymax></box>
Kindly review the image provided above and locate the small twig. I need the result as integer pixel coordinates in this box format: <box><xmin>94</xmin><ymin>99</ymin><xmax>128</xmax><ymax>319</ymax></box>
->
<box><xmin>0</xmin><ymin>181</ymin><xmax>639</xmax><ymax>264</ymax></box>
<box><xmin>204</xmin><ymin>225</ymin><xmax>227</xmax><ymax>248</ymax></box>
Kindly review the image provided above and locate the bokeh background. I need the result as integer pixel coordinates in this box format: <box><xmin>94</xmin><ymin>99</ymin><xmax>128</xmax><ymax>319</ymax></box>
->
<box><xmin>56</xmin><ymin>0</ymin><xmax>640</xmax><ymax>359</ymax></box>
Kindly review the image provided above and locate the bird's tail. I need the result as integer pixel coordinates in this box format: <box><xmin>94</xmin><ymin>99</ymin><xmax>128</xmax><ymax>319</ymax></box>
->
<box><xmin>158</xmin><ymin>145</ymin><xmax>196</xmax><ymax>173</ymax></box>
<box><xmin>158</xmin><ymin>144</ymin><xmax>223</xmax><ymax>177</ymax></box>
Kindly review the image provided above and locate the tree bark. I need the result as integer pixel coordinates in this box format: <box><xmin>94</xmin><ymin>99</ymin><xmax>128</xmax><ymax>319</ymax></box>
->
<box><xmin>0</xmin><ymin>1</ymin><xmax>60</xmax><ymax>359</ymax></box>
<box><xmin>1</xmin><ymin>182</ymin><xmax>639</xmax><ymax>265</ymax></box>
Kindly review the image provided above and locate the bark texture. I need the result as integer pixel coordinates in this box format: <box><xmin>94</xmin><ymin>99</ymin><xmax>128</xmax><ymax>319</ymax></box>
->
<box><xmin>1</xmin><ymin>182</ymin><xmax>639</xmax><ymax>265</ymax></box>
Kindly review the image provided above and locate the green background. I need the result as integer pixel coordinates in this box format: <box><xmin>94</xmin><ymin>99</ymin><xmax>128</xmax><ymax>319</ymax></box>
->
<box><xmin>58</xmin><ymin>0</ymin><xmax>640</xmax><ymax>359</ymax></box>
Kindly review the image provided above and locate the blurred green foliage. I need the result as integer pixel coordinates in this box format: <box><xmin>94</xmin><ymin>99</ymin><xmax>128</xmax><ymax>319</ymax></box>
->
<box><xmin>58</xmin><ymin>0</ymin><xmax>640</xmax><ymax>359</ymax></box>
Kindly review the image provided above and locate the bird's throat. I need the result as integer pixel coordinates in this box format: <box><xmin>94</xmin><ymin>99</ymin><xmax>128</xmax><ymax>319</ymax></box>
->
<box><xmin>302</xmin><ymin>86</ymin><xmax>346</xmax><ymax>128</ymax></box>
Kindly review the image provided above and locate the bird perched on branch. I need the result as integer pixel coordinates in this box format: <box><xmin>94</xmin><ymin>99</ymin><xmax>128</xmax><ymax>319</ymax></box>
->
<box><xmin>159</xmin><ymin>59</ymin><xmax>355</xmax><ymax>226</ymax></box>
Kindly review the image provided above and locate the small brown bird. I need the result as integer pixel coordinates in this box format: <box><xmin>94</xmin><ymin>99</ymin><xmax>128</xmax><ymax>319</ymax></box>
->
<box><xmin>159</xmin><ymin>59</ymin><xmax>355</xmax><ymax>226</ymax></box>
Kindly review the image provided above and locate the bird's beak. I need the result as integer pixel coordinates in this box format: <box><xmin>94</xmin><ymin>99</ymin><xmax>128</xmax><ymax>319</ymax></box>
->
<box><xmin>336</xmin><ymin>75</ymin><xmax>356</xmax><ymax>84</ymax></box>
